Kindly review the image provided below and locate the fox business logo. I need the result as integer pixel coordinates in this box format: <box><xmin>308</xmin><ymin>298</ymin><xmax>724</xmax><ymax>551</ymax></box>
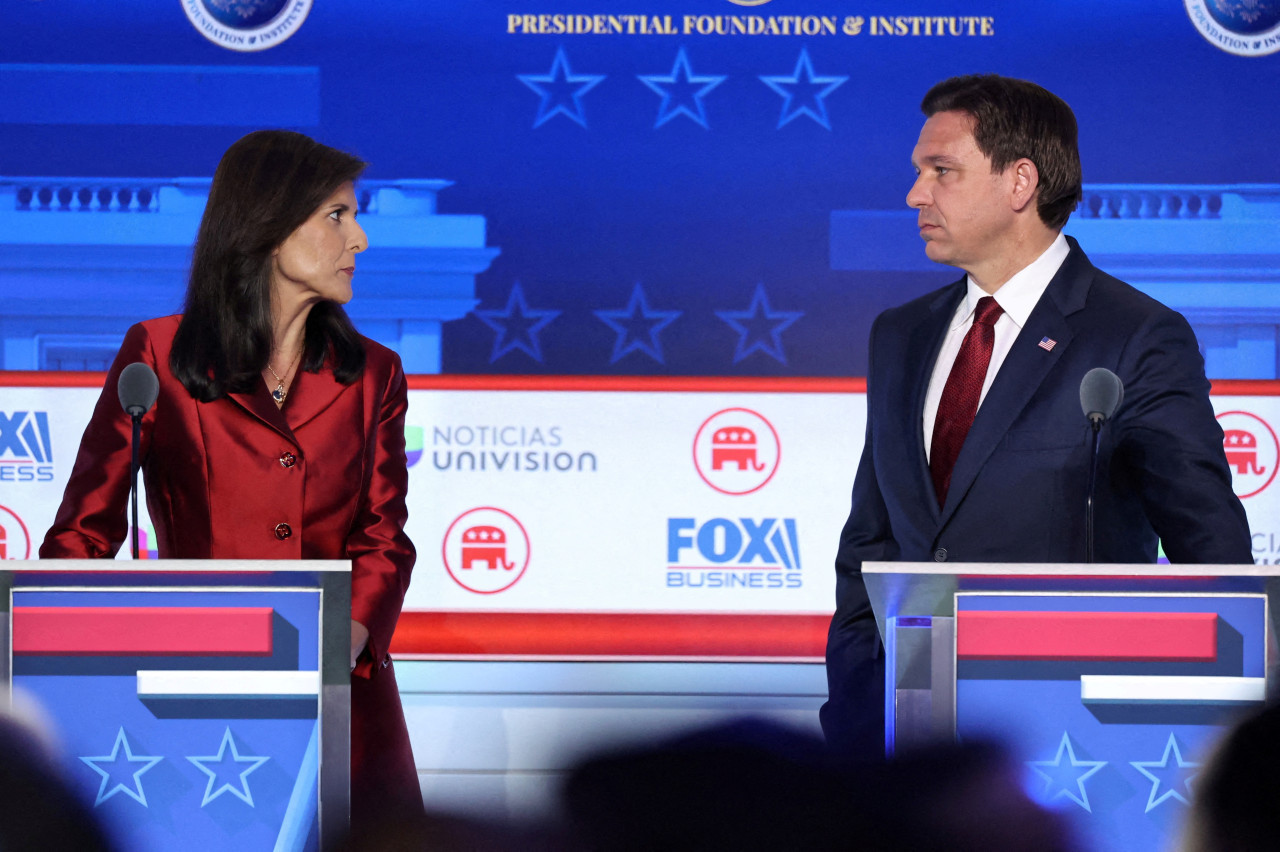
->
<box><xmin>0</xmin><ymin>411</ymin><xmax>54</xmax><ymax>482</ymax></box>
<box><xmin>666</xmin><ymin>517</ymin><xmax>802</xmax><ymax>589</ymax></box>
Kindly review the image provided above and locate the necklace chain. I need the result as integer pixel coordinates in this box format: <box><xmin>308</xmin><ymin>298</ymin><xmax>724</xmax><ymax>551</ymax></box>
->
<box><xmin>267</xmin><ymin>347</ymin><xmax>303</xmax><ymax>404</ymax></box>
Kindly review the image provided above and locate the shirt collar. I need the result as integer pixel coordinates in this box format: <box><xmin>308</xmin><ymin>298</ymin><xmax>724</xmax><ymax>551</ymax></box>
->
<box><xmin>953</xmin><ymin>232</ymin><xmax>1071</xmax><ymax>330</ymax></box>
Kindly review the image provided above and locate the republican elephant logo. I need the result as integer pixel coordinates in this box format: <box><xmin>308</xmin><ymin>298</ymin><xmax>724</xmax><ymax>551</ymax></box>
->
<box><xmin>443</xmin><ymin>507</ymin><xmax>531</xmax><ymax>594</ymax></box>
<box><xmin>693</xmin><ymin>408</ymin><xmax>780</xmax><ymax>496</ymax></box>
<box><xmin>1215</xmin><ymin>411</ymin><xmax>1279</xmax><ymax>499</ymax></box>
<box><xmin>711</xmin><ymin>428</ymin><xmax>766</xmax><ymax>472</ymax></box>
<box><xmin>460</xmin><ymin>525</ymin><xmax>516</xmax><ymax>571</ymax></box>
<box><xmin>1223</xmin><ymin>429</ymin><xmax>1266</xmax><ymax>476</ymax></box>
<box><xmin>0</xmin><ymin>505</ymin><xmax>31</xmax><ymax>560</ymax></box>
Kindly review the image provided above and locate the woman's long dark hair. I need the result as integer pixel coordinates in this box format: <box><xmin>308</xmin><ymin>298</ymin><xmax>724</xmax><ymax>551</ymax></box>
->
<box><xmin>170</xmin><ymin>130</ymin><xmax>368</xmax><ymax>401</ymax></box>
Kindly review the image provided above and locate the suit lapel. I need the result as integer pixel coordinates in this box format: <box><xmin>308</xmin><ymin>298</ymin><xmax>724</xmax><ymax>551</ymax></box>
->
<box><xmin>937</xmin><ymin>241</ymin><xmax>1094</xmax><ymax>526</ymax></box>
<box><xmin>227</xmin><ymin>383</ymin><xmax>296</xmax><ymax>442</ymax></box>
<box><xmin>224</xmin><ymin>362</ymin><xmax>349</xmax><ymax>441</ymax></box>
<box><xmin>284</xmin><ymin>363</ymin><xmax>351</xmax><ymax>432</ymax></box>
<box><xmin>903</xmin><ymin>282</ymin><xmax>966</xmax><ymax>518</ymax></box>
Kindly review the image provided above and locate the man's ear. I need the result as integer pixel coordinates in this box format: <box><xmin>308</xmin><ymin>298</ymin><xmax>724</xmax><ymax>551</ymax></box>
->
<box><xmin>1009</xmin><ymin>158</ymin><xmax>1039</xmax><ymax>214</ymax></box>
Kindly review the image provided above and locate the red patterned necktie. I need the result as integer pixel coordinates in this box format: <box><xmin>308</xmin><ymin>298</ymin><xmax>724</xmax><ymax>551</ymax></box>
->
<box><xmin>930</xmin><ymin>295</ymin><xmax>1004</xmax><ymax>507</ymax></box>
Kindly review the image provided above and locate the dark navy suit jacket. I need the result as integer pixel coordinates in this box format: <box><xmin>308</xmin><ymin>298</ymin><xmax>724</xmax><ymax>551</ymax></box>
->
<box><xmin>821</xmin><ymin>237</ymin><xmax>1253</xmax><ymax>757</ymax></box>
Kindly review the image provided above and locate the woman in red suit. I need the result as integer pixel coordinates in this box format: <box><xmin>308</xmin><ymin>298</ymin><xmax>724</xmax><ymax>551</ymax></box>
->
<box><xmin>40</xmin><ymin>130</ymin><xmax>423</xmax><ymax>830</ymax></box>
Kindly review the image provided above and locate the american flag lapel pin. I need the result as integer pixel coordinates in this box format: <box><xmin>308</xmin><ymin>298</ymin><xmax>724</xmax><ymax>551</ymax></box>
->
<box><xmin>1038</xmin><ymin>336</ymin><xmax>1057</xmax><ymax>351</ymax></box>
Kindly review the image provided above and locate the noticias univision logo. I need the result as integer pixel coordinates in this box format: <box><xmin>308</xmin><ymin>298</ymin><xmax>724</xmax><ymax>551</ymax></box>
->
<box><xmin>406</xmin><ymin>426</ymin><xmax>423</xmax><ymax>468</ymax></box>
<box><xmin>666</xmin><ymin>517</ymin><xmax>802</xmax><ymax>589</ymax></box>
<box><xmin>182</xmin><ymin>0</ymin><xmax>313</xmax><ymax>52</ymax></box>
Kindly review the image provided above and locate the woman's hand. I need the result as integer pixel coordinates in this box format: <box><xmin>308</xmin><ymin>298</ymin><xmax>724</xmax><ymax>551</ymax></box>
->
<box><xmin>350</xmin><ymin>619</ymin><xmax>370</xmax><ymax>671</ymax></box>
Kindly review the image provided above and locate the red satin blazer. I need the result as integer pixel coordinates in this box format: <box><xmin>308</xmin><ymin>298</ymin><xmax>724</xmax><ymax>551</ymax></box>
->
<box><xmin>40</xmin><ymin>315</ymin><xmax>421</xmax><ymax>823</ymax></box>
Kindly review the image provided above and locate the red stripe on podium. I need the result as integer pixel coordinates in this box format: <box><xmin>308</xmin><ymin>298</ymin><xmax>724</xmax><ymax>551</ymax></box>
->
<box><xmin>956</xmin><ymin>611</ymin><xmax>1218</xmax><ymax>661</ymax></box>
<box><xmin>389</xmin><ymin>611</ymin><xmax>830</xmax><ymax>659</ymax></box>
<box><xmin>12</xmin><ymin>607</ymin><xmax>275</xmax><ymax>656</ymax></box>
<box><xmin>5</xmin><ymin>372</ymin><xmax>1280</xmax><ymax>396</ymax></box>
<box><xmin>403</xmin><ymin>375</ymin><xmax>867</xmax><ymax>393</ymax></box>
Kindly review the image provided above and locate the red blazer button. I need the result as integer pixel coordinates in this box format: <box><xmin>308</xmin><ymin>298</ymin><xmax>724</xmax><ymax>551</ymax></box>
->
<box><xmin>279</xmin><ymin>452</ymin><xmax>297</xmax><ymax>468</ymax></box>
<box><xmin>274</xmin><ymin>522</ymin><xmax>292</xmax><ymax>540</ymax></box>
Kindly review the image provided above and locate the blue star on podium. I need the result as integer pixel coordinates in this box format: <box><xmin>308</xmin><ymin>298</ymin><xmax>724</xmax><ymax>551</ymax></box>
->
<box><xmin>80</xmin><ymin>727</ymin><xmax>163</xmax><ymax>807</ymax></box>
<box><xmin>1027</xmin><ymin>732</ymin><xmax>1107</xmax><ymax>812</ymax></box>
<box><xmin>759</xmin><ymin>48</ymin><xmax>848</xmax><ymax>130</ymax></box>
<box><xmin>518</xmin><ymin>47</ymin><xmax>605</xmax><ymax>128</ymax></box>
<box><xmin>716</xmin><ymin>283</ymin><xmax>802</xmax><ymax>364</ymax></box>
<box><xmin>475</xmin><ymin>282</ymin><xmax>561</xmax><ymax>363</ymax></box>
<box><xmin>638</xmin><ymin>47</ymin><xmax>726</xmax><ymax>129</ymax></box>
<box><xmin>594</xmin><ymin>283</ymin><xmax>681</xmax><ymax>364</ymax></box>
<box><xmin>1130</xmin><ymin>733</ymin><xmax>1199</xmax><ymax>812</ymax></box>
<box><xmin>187</xmin><ymin>727</ymin><xmax>270</xmax><ymax>807</ymax></box>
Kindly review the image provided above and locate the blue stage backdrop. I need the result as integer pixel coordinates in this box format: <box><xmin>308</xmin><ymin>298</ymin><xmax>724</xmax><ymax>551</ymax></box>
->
<box><xmin>2</xmin><ymin>4</ymin><xmax>1280</xmax><ymax>847</ymax></box>
<box><xmin>3</xmin><ymin>1</ymin><xmax>1278</xmax><ymax>378</ymax></box>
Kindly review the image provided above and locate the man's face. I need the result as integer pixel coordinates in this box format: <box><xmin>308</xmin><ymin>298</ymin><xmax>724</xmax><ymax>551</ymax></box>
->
<box><xmin>907</xmin><ymin>110</ymin><xmax>1017</xmax><ymax>273</ymax></box>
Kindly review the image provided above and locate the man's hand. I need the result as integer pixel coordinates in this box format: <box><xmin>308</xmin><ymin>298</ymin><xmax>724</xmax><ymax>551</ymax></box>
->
<box><xmin>350</xmin><ymin>620</ymin><xmax>370</xmax><ymax>671</ymax></box>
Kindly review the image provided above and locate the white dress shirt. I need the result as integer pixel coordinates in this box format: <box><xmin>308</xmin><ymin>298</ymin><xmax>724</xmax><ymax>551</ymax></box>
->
<box><xmin>922</xmin><ymin>233</ymin><xmax>1071</xmax><ymax>462</ymax></box>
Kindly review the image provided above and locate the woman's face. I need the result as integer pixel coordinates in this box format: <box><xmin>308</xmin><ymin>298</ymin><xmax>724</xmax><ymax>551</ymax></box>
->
<box><xmin>271</xmin><ymin>181</ymin><xmax>367</xmax><ymax>308</ymax></box>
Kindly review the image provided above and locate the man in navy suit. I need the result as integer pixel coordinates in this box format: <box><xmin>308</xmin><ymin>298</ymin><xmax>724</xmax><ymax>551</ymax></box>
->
<box><xmin>821</xmin><ymin>75</ymin><xmax>1253</xmax><ymax>758</ymax></box>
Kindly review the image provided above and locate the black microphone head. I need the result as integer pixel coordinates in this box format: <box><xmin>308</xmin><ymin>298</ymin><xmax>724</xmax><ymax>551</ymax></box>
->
<box><xmin>118</xmin><ymin>362</ymin><xmax>159</xmax><ymax>417</ymax></box>
<box><xmin>1080</xmin><ymin>367</ymin><xmax>1124</xmax><ymax>424</ymax></box>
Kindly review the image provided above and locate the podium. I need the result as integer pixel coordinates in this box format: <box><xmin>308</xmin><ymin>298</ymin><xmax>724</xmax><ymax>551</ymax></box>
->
<box><xmin>2</xmin><ymin>560</ymin><xmax>352</xmax><ymax>852</ymax></box>
<box><xmin>865</xmin><ymin>561</ymin><xmax>1279</xmax><ymax>852</ymax></box>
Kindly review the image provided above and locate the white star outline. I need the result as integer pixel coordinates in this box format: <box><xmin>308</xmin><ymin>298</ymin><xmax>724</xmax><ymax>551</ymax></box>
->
<box><xmin>79</xmin><ymin>727</ymin><xmax>164</xmax><ymax>807</ymax></box>
<box><xmin>1130</xmin><ymin>733</ymin><xmax>1200</xmax><ymax>813</ymax></box>
<box><xmin>187</xmin><ymin>727</ymin><xmax>270</xmax><ymax>807</ymax></box>
<box><xmin>474</xmin><ymin>282</ymin><xmax>561</xmax><ymax>364</ymax></box>
<box><xmin>637</xmin><ymin>47</ymin><xmax>726</xmax><ymax>129</ymax></box>
<box><xmin>715</xmin><ymin>282</ymin><xmax>803</xmax><ymax>364</ymax></box>
<box><xmin>1026</xmin><ymin>732</ymin><xmax>1107</xmax><ymax>812</ymax></box>
<box><xmin>593</xmin><ymin>282</ymin><xmax>681</xmax><ymax>364</ymax></box>
<box><xmin>758</xmin><ymin>47</ymin><xmax>848</xmax><ymax>130</ymax></box>
<box><xmin>517</xmin><ymin>47</ymin><xmax>606</xmax><ymax>128</ymax></box>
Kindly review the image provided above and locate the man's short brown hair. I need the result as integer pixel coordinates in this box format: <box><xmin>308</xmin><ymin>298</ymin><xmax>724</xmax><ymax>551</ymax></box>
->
<box><xmin>921</xmin><ymin>74</ymin><xmax>1083</xmax><ymax>230</ymax></box>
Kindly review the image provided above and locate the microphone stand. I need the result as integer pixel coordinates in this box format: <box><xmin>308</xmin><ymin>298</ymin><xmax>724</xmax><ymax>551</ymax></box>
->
<box><xmin>130</xmin><ymin>410</ymin><xmax>143</xmax><ymax>560</ymax></box>
<box><xmin>1085</xmin><ymin>415</ymin><xmax>1102</xmax><ymax>565</ymax></box>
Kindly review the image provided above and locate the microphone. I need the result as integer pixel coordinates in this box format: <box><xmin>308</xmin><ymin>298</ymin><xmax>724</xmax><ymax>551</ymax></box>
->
<box><xmin>1079</xmin><ymin>367</ymin><xmax>1123</xmax><ymax>426</ymax></box>
<box><xmin>117</xmin><ymin>363</ymin><xmax>158</xmax><ymax>561</ymax></box>
<box><xmin>1079</xmin><ymin>368</ymin><xmax>1124</xmax><ymax>564</ymax></box>
<box><xmin>118</xmin><ymin>362</ymin><xmax>159</xmax><ymax>417</ymax></box>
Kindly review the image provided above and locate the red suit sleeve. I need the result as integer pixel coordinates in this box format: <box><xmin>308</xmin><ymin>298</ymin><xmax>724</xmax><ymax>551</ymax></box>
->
<box><xmin>40</xmin><ymin>323</ymin><xmax>157</xmax><ymax>559</ymax></box>
<box><xmin>348</xmin><ymin>356</ymin><xmax>416</xmax><ymax>678</ymax></box>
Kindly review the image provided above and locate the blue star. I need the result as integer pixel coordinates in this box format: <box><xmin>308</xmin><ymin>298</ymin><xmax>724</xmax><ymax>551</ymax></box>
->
<box><xmin>187</xmin><ymin>727</ymin><xmax>270</xmax><ymax>807</ymax></box>
<box><xmin>474</xmin><ymin>282</ymin><xmax>561</xmax><ymax>363</ymax></box>
<box><xmin>517</xmin><ymin>47</ymin><xmax>605</xmax><ymax>128</ymax></box>
<box><xmin>594</xmin><ymin>283</ymin><xmax>681</xmax><ymax>364</ymax></box>
<box><xmin>80</xmin><ymin>728</ymin><xmax>163</xmax><ymax>807</ymax></box>
<box><xmin>715</xmin><ymin>283</ymin><xmax>803</xmax><ymax>364</ymax></box>
<box><xmin>1027</xmin><ymin>732</ymin><xmax>1107</xmax><ymax>812</ymax></box>
<box><xmin>638</xmin><ymin>47</ymin><xmax>726</xmax><ymax>129</ymax></box>
<box><xmin>759</xmin><ymin>48</ymin><xmax>848</xmax><ymax>130</ymax></box>
<box><xmin>1130</xmin><ymin>733</ymin><xmax>1199</xmax><ymax>813</ymax></box>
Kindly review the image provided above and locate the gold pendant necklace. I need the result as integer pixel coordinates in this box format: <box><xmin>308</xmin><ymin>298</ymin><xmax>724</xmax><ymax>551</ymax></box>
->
<box><xmin>267</xmin><ymin>347</ymin><xmax>303</xmax><ymax>403</ymax></box>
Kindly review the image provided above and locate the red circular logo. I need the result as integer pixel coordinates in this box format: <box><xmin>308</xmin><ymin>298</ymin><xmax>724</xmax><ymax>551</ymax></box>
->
<box><xmin>0</xmin><ymin>505</ymin><xmax>32</xmax><ymax>560</ymax></box>
<box><xmin>1216</xmin><ymin>411</ymin><xmax>1279</xmax><ymax>499</ymax></box>
<box><xmin>441</xmin><ymin>507</ymin><xmax>531</xmax><ymax>595</ymax></box>
<box><xmin>692</xmin><ymin>408</ymin><xmax>780</xmax><ymax>496</ymax></box>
